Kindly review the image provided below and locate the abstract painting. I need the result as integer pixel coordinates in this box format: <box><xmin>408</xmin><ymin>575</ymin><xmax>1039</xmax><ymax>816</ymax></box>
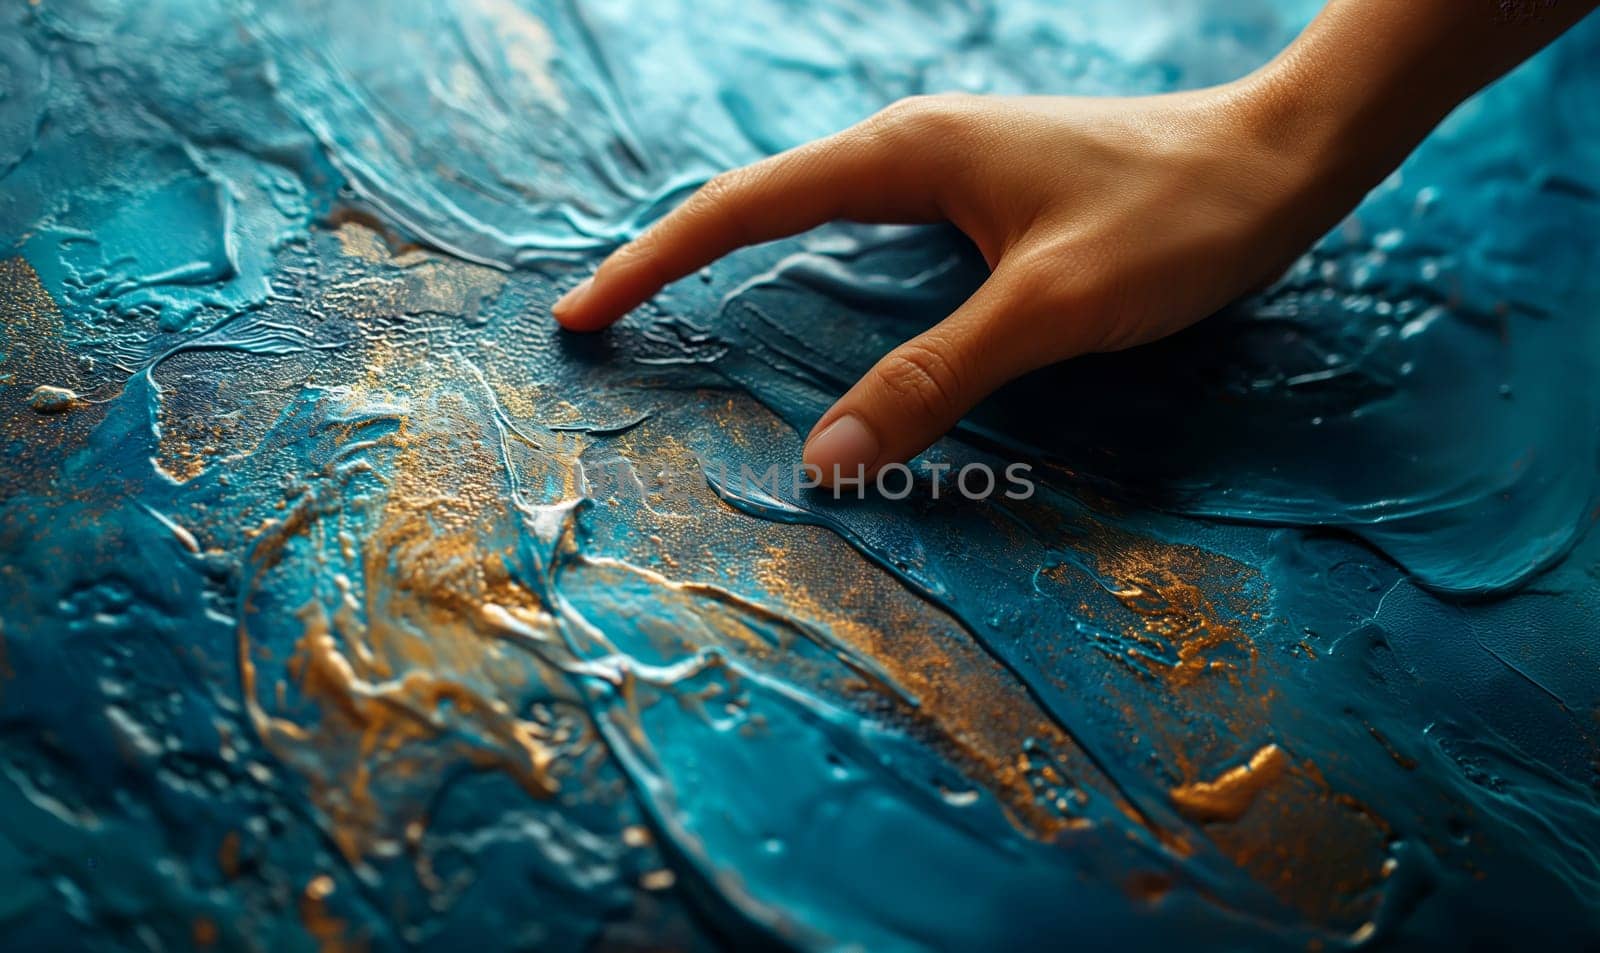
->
<box><xmin>2</xmin><ymin>0</ymin><xmax>1597</xmax><ymax>948</ymax></box>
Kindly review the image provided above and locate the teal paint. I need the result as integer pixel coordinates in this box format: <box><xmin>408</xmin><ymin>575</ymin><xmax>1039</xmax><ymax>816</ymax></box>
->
<box><xmin>1</xmin><ymin>0</ymin><xmax>1597</xmax><ymax>949</ymax></box>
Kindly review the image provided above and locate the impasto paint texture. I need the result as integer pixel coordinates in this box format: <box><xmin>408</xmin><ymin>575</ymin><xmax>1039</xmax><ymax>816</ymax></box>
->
<box><xmin>2</xmin><ymin>0</ymin><xmax>1598</xmax><ymax>949</ymax></box>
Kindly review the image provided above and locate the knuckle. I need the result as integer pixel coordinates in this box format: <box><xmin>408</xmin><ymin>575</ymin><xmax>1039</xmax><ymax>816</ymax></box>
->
<box><xmin>694</xmin><ymin>171</ymin><xmax>742</xmax><ymax>213</ymax></box>
<box><xmin>689</xmin><ymin>170</ymin><xmax>751</xmax><ymax>244</ymax></box>
<box><xmin>993</xmin><ymin>247</ymin><xmax>1120</xmax><ymax>359</ymax></box>
<box><xmin>870</xmin><ymin>93</ymin><xmax>979</xmax><ymax>142</ymax></box>
<box><xmin>873</xmin><ymin>94</ymin><xmax>932</xmax><ymax>125</ymax></box>
<box><xmin>1003</xmin><ymin>248</ymin><xmax>1076</xmax><ymax>311</ymax></box>
<box><xmin>1003</xmin><ymin>266</ymin><xmax>1061</xmax><ymax>312</ymax></box>
<box><xmin>876</xmin><ymin>341</ymin><xmax>966</xmax><ymax>421</ymax></box>
<box><xmin>620</xmin><ymin>226</ymin><xmax>660</xmax><ymax>261</ymax></box>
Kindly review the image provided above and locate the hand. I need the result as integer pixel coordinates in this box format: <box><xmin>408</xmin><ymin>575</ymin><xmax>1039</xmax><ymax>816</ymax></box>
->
<box><xmin>553</xmin><ymin>80</ymin><xmax>1364</xmax><ymax>481</ymax></box>
<box><xmin>551</xmin><ymin>0</ymin><xmax>1596</xmax><ymax>482</ymax></box>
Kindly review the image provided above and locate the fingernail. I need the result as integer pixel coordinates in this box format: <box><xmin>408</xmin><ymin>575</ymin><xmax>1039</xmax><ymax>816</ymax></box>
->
<box><xmin>803</xmin><ymin>414</ymin><xmax>879</xmax><ymax>481</ymax></box>
<box><xmin>552</xmin><ymin>276</ymin><xmax>593</xmax><ymax>318</ymax></box>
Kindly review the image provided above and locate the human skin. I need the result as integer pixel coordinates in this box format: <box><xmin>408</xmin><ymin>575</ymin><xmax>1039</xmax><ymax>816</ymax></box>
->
<box><xmin>552</xmin><ymin>0</ymin><xmax>1600</xmax><ymax>484</ymax></box>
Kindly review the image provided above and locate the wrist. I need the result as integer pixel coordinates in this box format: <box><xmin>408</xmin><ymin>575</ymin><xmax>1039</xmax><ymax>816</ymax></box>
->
<box><xmin>1217</xmin><ymin>46</ymin><xmax>1447</xmax><ymax>231</ymax></box>
<box><xmin>1231</xmin><ymin>0</ymin><xmax>1588</xmax><ymax>198</ymax></box>
<box><xmin>1247</xmin><ymin>60</ymin><xmax>1431</xmax><ymax>183</ymax></box>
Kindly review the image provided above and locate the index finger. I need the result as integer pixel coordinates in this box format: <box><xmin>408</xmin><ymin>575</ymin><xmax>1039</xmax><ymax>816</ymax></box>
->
<box><xmin>551</xmin><ymin>120</ymin><xmax>940</xmax><ymax>331</ymax></box>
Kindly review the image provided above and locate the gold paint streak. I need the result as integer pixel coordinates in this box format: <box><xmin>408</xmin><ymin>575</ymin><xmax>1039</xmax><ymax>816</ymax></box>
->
<box><xmin>597</xmin><ymin>398</ymin><xmax>1151</xmax><ymax>842</ymax></box>
<box><xmin>1015</xmin><ymin>500</ymin><xmax>1392</xmax><ymax>924</ymax></box>
<box><xmin>192</xmin><ymin>917</ymin><xmax>219</xmax><ymax>948</ymax></box>
<box><xmin>751</xmin><ymin>539</ymin><xmax>1117</xmax><ymax>840</ymax></box>
<box><xmin>1170</xmin><ymin>743</ymin><xmax>1288</xmax><ymax>823</ymax></box>
<box><xmin>217</xmin><ymin>830</ymin><xmax>241</xmax><ymax>879</ymax></box>
<box><xmin>0</xmin><ymin>257</ymin><xmax>102</xmax><ymax>493</ymax></box>
<box><xmin>299</xmin><ymin>876</ymin><xmax>363</xmax><ymax>953</ymax></box>
<box><xmin>640</xmin><ymin>868</ymin><xmax>676</xmax><ymax>891</ymax></box>
<box><xmin>237</xmin><ymin>381</ymin><xmax>586</xmax><ymax>864</ymax></box>
<box><xmin>1091</xmin><ymin>530</ymin><xmax>1259</xmax><ymax>690</ymax></box>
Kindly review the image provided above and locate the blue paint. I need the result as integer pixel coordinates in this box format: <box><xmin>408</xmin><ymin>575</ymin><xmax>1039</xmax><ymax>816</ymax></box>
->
<box><xmin>1</xmin><ymin>0</ymin><xmax>1597</xmax><ymax>949</ymax></box>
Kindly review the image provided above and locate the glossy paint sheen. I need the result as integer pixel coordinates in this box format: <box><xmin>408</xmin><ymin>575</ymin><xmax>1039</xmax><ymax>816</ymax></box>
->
<box><xmin>1</xmin><ymin>0</ymin><xmax>1597</xmax><ymax>949</ymax></box>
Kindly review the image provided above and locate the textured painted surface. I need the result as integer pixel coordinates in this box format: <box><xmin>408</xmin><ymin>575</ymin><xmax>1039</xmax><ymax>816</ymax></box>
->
<box><xmin>2</xmin><ymin>0</ymin><xmax>1599</xmax><ymax>949</ymax></box>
